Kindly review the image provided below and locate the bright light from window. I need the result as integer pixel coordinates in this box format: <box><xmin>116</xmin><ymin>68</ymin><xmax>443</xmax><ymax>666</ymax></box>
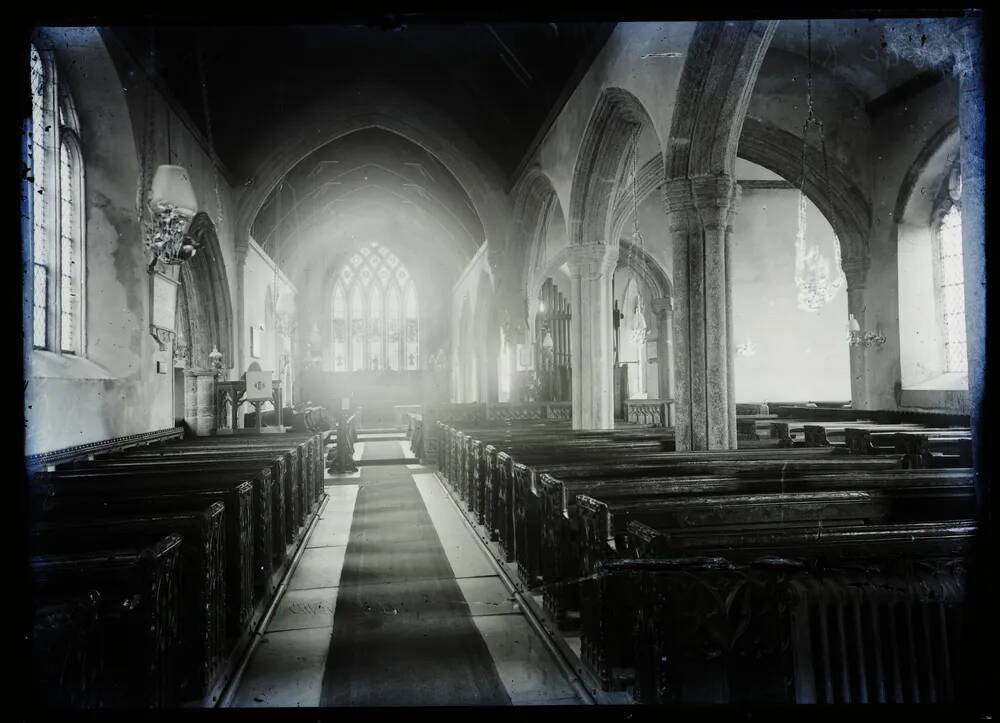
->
<box><xmin>937</xmin><ymin>204</ymin><xmax>966</xmax><ymax>373</ymax></box>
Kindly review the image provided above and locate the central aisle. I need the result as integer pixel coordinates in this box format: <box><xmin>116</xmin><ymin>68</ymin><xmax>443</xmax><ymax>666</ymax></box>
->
<box><xmin>319</xmin><ymin>464</ymin><xmax>509</xmax><ymax>705</ymax></box>
<box><xmin>230</xmin><ymin>455</ymin><xmax>584</xmax><ymax>707</ymax></box>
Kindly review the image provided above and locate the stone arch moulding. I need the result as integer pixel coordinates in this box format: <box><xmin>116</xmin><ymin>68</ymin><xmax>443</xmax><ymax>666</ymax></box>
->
<box><xmin>234</xmin><ymin>85</ymin><xmax>512</xmax><ymax>264</ymax></box>
<box><xmin>473</xmin><ymin>270</ymin><xmax>499</xmax><ymax>402</ymax></box>
<box><xmin>893</xmin><ymin>117</ymin><xmax>960</xmax><ymax>225</ymax></box>
<box><xmin>616</xmin><ymin>238</ymin><xmax>672</xmax><ymax>301</ymax></box>
<box><xmin>665</xmin><ymin>20</ymin><xmax>778</xmax><ymax>180</ymax></box>
<box><xmin>498</xmin><ymin>167</ymin><xmax>562</xmax><ymax>344</ymax></box>
<box><xmin>609</xmin><ymin>154</ymin><xmax>666</xmax><ymax>243</ymax></box>
<box><xmin>569</xmin><ymin>86</ymin><xmax>662</xmax><ymax>247</ymax></box>
<box><xmin>179</xmin><ymin>213</ymin><xmax>235</xmax><ymax>371</ymax></box>
<box><xmin>737</xmin><ymin>115</ymin><xmax>872</xmax><ymax>266</ymax></box>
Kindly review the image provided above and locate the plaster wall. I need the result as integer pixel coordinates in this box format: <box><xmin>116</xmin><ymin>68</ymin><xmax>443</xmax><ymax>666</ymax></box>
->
<box><xmin>529</xmin><ymin>22</ymin><xmax>694</xmax><ymax>227</ymax></box>
<box><xmin>243</xmin><ymin>238</ymin><xmax>296</xmax><ymax>399</ymax></box>
<box><xmin>748</xmin><ymin>49</ymin><xmax>874</xmax><ymax>196</ymax></box>
<box><xmin>731</xmin><ymin>185</ymin><xmax>851</xmax><ymax>403</ymax></box>
<box><xmin>25</xmin><ymin>27</ymin><xmax>239</xmax><ymax>455</ymax></box>
<box><xmin>868</xmin><ymin>76</ymin><xmax>963</xmax><ymax>411</ymax></box>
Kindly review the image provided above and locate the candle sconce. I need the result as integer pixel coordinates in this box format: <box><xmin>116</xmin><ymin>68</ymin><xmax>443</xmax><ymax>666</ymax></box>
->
<box><xmin>847</xmin><ymin>314</ymin><xmax>886</xmax><ymax>347</ymax></box>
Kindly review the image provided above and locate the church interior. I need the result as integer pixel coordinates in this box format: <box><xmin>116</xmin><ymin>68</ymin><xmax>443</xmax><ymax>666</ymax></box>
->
<box><xmin>22</xmin><ymin>15</ymin><xmax>992</xmax><ymax>711</ymax></box>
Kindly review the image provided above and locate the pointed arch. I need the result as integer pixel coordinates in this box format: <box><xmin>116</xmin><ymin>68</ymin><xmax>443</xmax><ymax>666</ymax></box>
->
<box><xmin>569</xmin><ymin>87</ymin><xmax>661</xmax><ymax>248</ymax></box>
<box><xmin>179</xmin><ymin>213</ymin><xmax>235</xmax><ymax>370</ymax></box>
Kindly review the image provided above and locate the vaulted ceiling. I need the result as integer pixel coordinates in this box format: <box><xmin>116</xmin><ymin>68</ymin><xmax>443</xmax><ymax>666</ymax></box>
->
<box><xmin>110</xmin><ymin>22</ymin><xmax>615</xmax><ymax>184</ymax></box>
<box><xmin>250</xmin><ymin>128</ymin><xmax>485</xmax><ymax>265</ymax></box>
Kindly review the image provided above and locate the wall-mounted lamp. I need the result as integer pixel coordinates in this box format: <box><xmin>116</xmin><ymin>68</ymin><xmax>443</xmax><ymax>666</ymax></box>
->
<box><xmin>209</xmin><ymin>345</ymin><xmax>224</xmax><ymax>374</ymax></box>
<box><xmin>146</xmin><ymin>165</ymin><xmax>201</xmax><ymax>270</ymax></box>
<box><xmin>847</xmin><ymin>314</ymin><xmax>886</xmax><ymax>347</ymax></box>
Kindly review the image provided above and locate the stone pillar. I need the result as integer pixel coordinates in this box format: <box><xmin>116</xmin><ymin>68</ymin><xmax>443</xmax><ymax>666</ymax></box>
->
<box><xmin>651</xmin><ymin>297</ymin><xmax>674</xmax><ymax>410</ymax></box>
<box><xmin>724</xmin><ymin>185</ymin><xmax>741</xmax><ymax>448</ymax></box>
<box><xmin>842</xmin><ymin>257</ymin><xmax>871</xmax><ymax>410</ymax></box>
<box><xmin>183</xmin><ymin>370</ymin><xmax>198</xmax><ymax>434</ymax></box>
<box><xmin>566</xmin><ymin>242</ymin><xmax>619</xmax><ymax>430</ymax></box>
<box><xmin>664</xmin><ymin>175</ymin><xmax>739</xmax><ymax>450</ymax></box>
<box><xmin>184</xmin><ymin>368</ymin><xmax>218</xmax><ymax>436</ymax></box>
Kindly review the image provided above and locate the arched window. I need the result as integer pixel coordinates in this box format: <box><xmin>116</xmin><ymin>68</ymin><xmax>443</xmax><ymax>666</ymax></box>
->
<box><xmin>331</xmin><ymin>283</ymin><xmax>347</xmax><ymax>371</ymax></box>
<box><xmin>935</xmin><ymin>184</ymin><xmax>966</xmax><ymax>373</ymax></box>
<box><xmin>331</xmin><ymin>241</ymin><xmax>420</xmax><ymax>371</ymax></box>
<box><xmin>28</xmin><ymin>44</ymin><xmax>85</xmax><ymax>354</ymax></box>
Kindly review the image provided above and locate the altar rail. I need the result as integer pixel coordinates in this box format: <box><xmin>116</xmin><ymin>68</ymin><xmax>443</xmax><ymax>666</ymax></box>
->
<box><xmin>26</xmin><ymin>427</ymin><xmax>185</xmax><ymax>472</ymax></box>
<box><xmin>624</xmin><ymin>399</ymin><xmax>674</xmax><ymax>427</ymax></box>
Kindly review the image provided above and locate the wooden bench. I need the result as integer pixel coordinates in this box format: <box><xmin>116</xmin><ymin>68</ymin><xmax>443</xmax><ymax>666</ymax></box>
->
<box><xmin>31</xmin><ymin>534</ymin><xmax>185</xmax><ymax>708</ymax></box>
<box><xmin>32</xmin><ymin>590</ymin><xmax>104</xmax><ymax>709</ymax></box>
<box><xmin>575</xmin><ymin>483</ymin><xmax>975</xmax><ymax>580</ymax></box>
<box><xmin>31</xmin><ymin>503</ymin><xmax>227</xmax><ymax>701</ymax></box>
<box><xmin>31</xmin><ymin>475</ymin><xmax>255</xmax><ymax>638</ymax></box>
<box><xmin>94</xmin><ymin>448</ymin><xmax>293</xmax><ymax>562</ymax></box>
<box><xmin>159</xmin><ymin>433</ymin><xmax>324</xmax><ymax>515</ymax></box>
<box><xmin>523</xmin><ymin>451</ymin><xmax>903</xmax><ymax>592</ymax></box>
<box><xmin>49</xmin><ymin>461</ymin><xmax>275</xmax><ymax>596</ymax></box>
<box><xmin>593</xmin><ymin>545</ymin><xmax>969</xmax><ymax>702</ymax></box>
<box><xmin>117</xmin><ymin>440</ymin><xmax>315</xmax><ymax>536</ymax></box>
<box><xmin>580</xmin><ymin>517</ymin><xmax>973</xmax><ymax>698</ymax></box>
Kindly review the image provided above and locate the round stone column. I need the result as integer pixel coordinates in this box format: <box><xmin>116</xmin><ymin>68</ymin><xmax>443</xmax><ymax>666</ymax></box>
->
<box><xmin>184</xmin><ymin>368</ymin><xmax>218</xmax><ymax>436</ymax></box>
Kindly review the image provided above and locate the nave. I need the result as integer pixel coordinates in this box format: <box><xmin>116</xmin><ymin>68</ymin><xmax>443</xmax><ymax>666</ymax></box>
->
<box><xmin>22</xmin><ymin>16</ymin><xmax>989</xmax><ymax>713</ymax></box>
<box><xmin>230</xmin><ymin>429</ymin><xmax>588</xmax><ymax>707</ymax></box>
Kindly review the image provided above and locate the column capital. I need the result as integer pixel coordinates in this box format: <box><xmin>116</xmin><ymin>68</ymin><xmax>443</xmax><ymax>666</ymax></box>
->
<box><xmin>651</xmin><ymin>296</ymin><xmax>673</xmax><ymax>316</ymax></box>
<box><xmin>663</xmin><ymin>175</ymin><xmax>740</xmax><ymax>232</ymax></box>
<box><xmin>725</xmin><ymin>182</ymin><xmax>743</xmax><ymax>230</ymax></box>
<box><xmin>842</xmin><ymin>255</ymin><xmax>871</xmax><ymax>290</ymax></box>
<box><xmin>565</xmin><ymin>242</ymin><xmax>619</xmax><ymax>280</ymax></box>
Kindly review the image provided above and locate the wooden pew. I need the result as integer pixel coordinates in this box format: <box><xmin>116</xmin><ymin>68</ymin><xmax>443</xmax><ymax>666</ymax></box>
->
<box><xmin>50</xmin><ymin>461</ymin><xmax>275</xmax><ymax>596</ymax></box>
<box><xmin>31</xmin><ymin>503</ymin><xmax>227</xmax><ymax>702</ymax></box>
<box><xmin>441</xmin><ymin>422</ymin><xmax>670</xmax><ymax>487</ymax></box>
<box><xmin>97</xmin><ymin>448</ymin><xmax>292</xmax><ymax>563</ymax></box>
<box><xmin>32</xmin><ymin>590</ymin><xmax>104</xmax><ymax>709</ymax></box>
<box><xmin>844</xmin><ymin>428</ymin><xmax>972</xmax><ymax>467</ymax></box>
<box><xmin>31</xmin><ymin>475</ymin><xmax>255</xmax><ymax>638</ymax></box>
<box><xmin>31</xmin><ymin>534</ymin><xmax>185</xmax><ymax>708</ymax></box>
<box><xmin>158</xmin><ymin>433</ymin><xmax>324</xmax><ymax>516</ymax></box>
<box><xmin>520</xmin><ymin>451</ymin><xmax>903</xmax><ymax>591</ymax></box>
<box><xmin>587</xmin><ymin>535</ymin><xmax>970</xmax><ymax>702</ymax></box>
<box><xmin>575</xmin><ymin>482</ymin><xmax>975</xmax><ymax>580</ymax></box>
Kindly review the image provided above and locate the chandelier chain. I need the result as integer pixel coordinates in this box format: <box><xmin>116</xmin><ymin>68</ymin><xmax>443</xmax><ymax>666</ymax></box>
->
<box><xmin>197</xmin><ymin>35</ymin><xmax>225</xmax><ymax>229</ymax></box>
<box><xmin>800</xmin><ymin>20</ymin><xmax>831</xmax><ymax>192</ymax></box>
<box><xmin>138</xmin><ymin>29</ymin><xmax>157</xmax><ymax>228</ymax></box>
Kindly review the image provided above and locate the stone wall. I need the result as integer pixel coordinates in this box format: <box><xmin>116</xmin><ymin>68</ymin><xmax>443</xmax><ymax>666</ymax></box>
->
<box><xmin>24</xmin><ymin>28</ymin><xmax>239</xmax><ymax>454</ymax></box>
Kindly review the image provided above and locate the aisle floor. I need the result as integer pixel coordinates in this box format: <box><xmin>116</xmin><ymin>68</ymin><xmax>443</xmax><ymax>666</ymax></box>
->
<box><xmin>230</xmin><ymin>455</ymin><xmax>584</xmax><ymax>707</ymax></box>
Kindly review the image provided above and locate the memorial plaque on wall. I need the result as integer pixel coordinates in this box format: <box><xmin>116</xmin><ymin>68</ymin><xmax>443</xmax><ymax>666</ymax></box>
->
<box><xmin>150</xmin><ymin>271</ymin><xmax>179</xmax><ymax>335</ymax></box>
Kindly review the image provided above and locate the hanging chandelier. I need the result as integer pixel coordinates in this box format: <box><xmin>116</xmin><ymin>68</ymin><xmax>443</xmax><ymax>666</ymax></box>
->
<box><xmin>793</xmin><ymin>20</ymin><xmax>845</xmax><ymax>313</ymax></box>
